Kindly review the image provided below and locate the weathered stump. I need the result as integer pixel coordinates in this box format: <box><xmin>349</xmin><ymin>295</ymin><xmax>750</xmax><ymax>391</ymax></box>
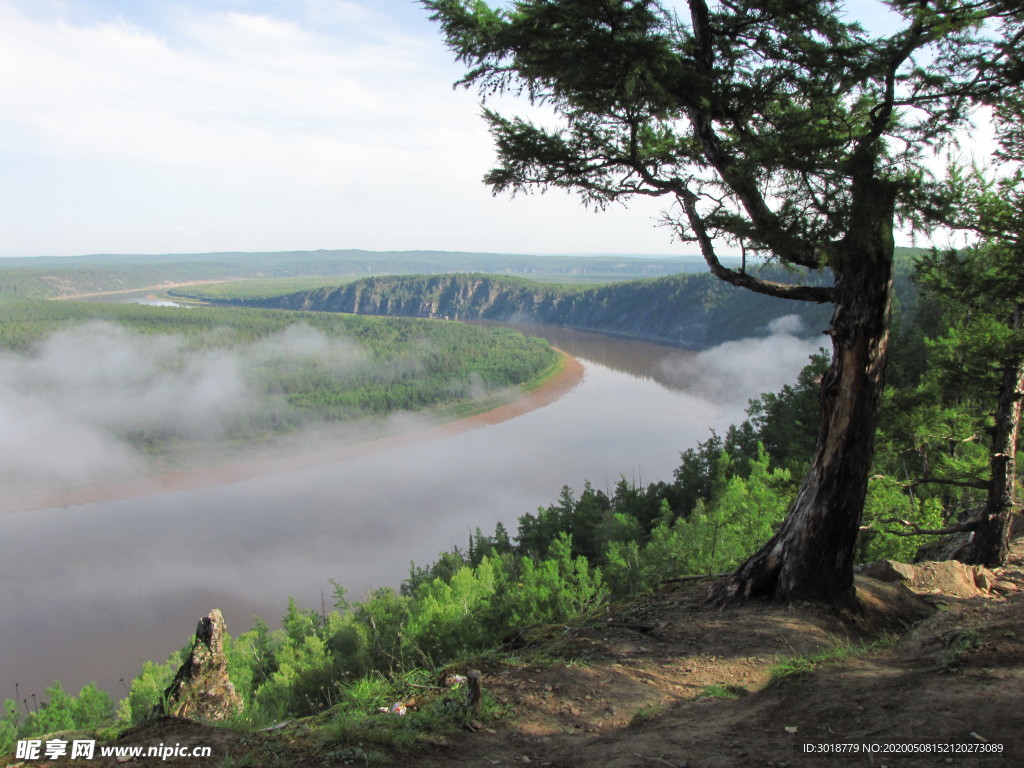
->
<box><xmin>464</xmin><ymin>669</ymin><xmax>482</xmax><ymax>717</ymax></box>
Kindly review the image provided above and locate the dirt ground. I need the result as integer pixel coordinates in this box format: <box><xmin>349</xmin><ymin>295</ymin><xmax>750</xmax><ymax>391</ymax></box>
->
<box><xmin>9</xmin><ymin>535</ymin><xmax>1023</xmax><ymax>768</ymax></box>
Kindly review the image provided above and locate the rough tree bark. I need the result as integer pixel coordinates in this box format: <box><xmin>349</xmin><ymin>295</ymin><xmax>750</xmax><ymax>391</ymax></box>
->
<box><xmin>967</xmin><ymin>304</ymin><xmax>1024</xmax><ymax>566</ymax></box>
<box><xmin>718</xmin><ymin>201</ymin><xmax>896</xmax><ymax>605</ymax></box>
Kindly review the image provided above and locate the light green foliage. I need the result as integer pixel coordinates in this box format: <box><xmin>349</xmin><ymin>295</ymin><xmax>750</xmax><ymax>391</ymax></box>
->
<box><xmin>28</xmin><ymin>683</ymin><xmax>76</xmax><ymax>735</ymax></box>
<box><xmin>406</xmin><ymin>559</ymin><xmax>499</xmax><ymax>663</ymax></box>
<box><xmin>117</xmin><ymin>658</ymin><xmax>178</xmax><ymax>724</ymax></box>
<box><xmin>69</xmin><ymin>683</ymin><xmax>115</xmax><ymax>730</ymax></box>
<box><xmin>858</xmin><ymin>476</ymin><xmax>946</xmax><ymax>563</ymax></box>
<box><xmin>679</xmin><ymin>449</ymin><xmax>791</xmax><ymax>575</ymax></box>
<box><xmin>604</xmin><ymin>447</ymin><xmax>792</xmax><ymax>593</ymax></box>
<box><xmin>256</xmin><ymin>634</ymin><xmax>335</xmax><ymax>719</ymax></box>
<box><xmin>501</xmin><ymin>534</ymin><xmax>606</xmax><ymax>627</ymax></box>
<box><xmin>0</xmin><ymin>683</ymin><xmax>115</xmax><ymax>755</ymax></box>
<box><xmin>604</xmin><ymin>517</ymin><xmax>687</xmax><ymax>596</ymax></box>
<box><xmin>0</xmin><ymin>700</ymin><xmax>18</xmax><ymax>757</ymax></box>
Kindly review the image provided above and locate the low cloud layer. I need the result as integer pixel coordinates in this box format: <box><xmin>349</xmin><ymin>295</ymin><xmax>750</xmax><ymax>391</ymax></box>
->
<box><xmin>657</xmin><ymin>314</ymin><xmax>826</xmax><ymax>405</ymax></box>
<box><xmin>0</xmin><ymin>321</ymin><xmax>372</xmax><ymax>494</ymax></box>
<box><xmin>2</xmin><ymin>316</ymin><xmax>828</xmax><ymax>499</ymax></box>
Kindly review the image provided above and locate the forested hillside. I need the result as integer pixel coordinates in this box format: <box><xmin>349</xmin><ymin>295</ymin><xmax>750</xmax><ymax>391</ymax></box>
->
<box><xmin>0</xmin><ymin>301</ymin><xmax>558</xmax><ymax>477</ymax></box>
<box><xmin>2</xmin><ymin>243</ymin><xmax>1018</xmax><ymax>763</ymax></box>
<box><xmin>183</xmin><ymin>269</ymin><xmax>832</xmax><ymax>348</ymax></box>
<box><xmin>178</xmin><ymin>250</ymin><xmax>924</xmax><ymax>349</ymax></box>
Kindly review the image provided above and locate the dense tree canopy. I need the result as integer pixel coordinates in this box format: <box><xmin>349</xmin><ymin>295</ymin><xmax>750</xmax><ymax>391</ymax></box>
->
<box><xmin>424</xmin><ymin>0</ymin><xmax>1020</xmax><ymax>602</ymax></box>
<box><xmin>914</xmin><ymin>76</ymin><xmax>1024</xmax><ymax>565</ymax></box>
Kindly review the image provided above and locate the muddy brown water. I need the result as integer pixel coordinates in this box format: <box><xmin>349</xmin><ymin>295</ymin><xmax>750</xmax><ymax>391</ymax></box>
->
<box><xmin>0</xmin><ymin>322</ymin><xmax>816</xmax><ymax>701</ymax></box>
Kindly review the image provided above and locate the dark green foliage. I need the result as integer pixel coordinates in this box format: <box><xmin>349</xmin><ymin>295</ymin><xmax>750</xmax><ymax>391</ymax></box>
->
<box><xmin>727</xmin><ymin>352</ymin><xmax>829</xmax><ymax>475</ymax></box>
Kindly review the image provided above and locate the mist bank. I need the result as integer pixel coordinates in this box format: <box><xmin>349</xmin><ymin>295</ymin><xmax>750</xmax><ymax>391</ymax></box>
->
<box><xmin>0</xmin><ymin>302</ymin><xmax>559</xmax><ymax>502</ymax></box>
<box><xmin>194</xmin><ymin>269</ymin><xmax>836</xmax><ymax>349</ymax></box>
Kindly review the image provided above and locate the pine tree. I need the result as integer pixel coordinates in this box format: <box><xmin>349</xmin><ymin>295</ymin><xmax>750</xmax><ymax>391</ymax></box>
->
<box><xmin>917</xmin><ymin>92</ymin><xmax>1024</xmax><ymax>564</ymax></box>
<box><xmin>424</xmin><ymin>0</ymin><xmax>1017</xmax><ymax>602</ymax></box>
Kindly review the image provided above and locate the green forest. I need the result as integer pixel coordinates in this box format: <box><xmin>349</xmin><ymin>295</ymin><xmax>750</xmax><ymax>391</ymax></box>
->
<box><xmin>0</xmin><ymin>300</ymin><xmax>559</xmax><ymax>467</ymax></box>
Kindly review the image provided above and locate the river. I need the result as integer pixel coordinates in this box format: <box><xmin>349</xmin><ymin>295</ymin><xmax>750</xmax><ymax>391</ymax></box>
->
<box><xmin>0</xmin><ymin>321</ymin><xmax>818</xmax><ymax>702</ymax></box>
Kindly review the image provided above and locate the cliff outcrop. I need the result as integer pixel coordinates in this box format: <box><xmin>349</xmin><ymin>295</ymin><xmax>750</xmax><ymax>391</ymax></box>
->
<box><xmin>231</xmin><ymin>271</ymin><xmax>833</xmax><ymax>349</ymax></box>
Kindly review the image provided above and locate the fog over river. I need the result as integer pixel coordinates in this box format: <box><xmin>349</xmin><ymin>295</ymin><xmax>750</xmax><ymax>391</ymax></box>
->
<box><xmin>0</xmin><ymin>320</ymin><xmax>821</xmax><ymax>700</ymax></box>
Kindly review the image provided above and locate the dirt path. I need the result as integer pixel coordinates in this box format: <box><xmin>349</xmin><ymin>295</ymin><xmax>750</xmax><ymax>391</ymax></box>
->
<box><xmin>2</xmin><ymin>351</ymin><xmax>584</xmax><ymax>514</ymax></box>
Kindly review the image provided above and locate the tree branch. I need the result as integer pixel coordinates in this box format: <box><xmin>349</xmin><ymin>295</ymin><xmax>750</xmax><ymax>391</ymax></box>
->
<box><xmin>678</xmin><ymin>189</ymin><xmax>835</xmax><ymax>303</ymax></box>
<box><xmin>682</xmin><ymin>0</ymin><xmax>824</xmax><ymax>270</ymax></box>
<box><xmin>904</xmin><ymin>476</ymin><xmax>990</xmax><ymax>491</ymax></box>
<box><xmin>861</xmin><ymin>517</ymin><xmax>981</xmax><ymax>537</ymax></box>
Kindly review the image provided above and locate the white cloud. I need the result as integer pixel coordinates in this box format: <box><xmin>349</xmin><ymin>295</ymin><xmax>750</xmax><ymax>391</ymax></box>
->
<box><xmin>0</xmin><ymin>319</ymin><xmax>382</xmax><ymax>494</ymax></box>
<box><xmin>657</xmin><ymin>315</ymin><xmax>825</xmax><ymax>405</ymax></box>
<box><xmin>0</xmin><ymin>0</ymin><xmax>691</xmax><ymax>257</ymax></box>
<box><xmin>0</xmin><ymin>3</ymin><xmax>451</xmax><ymax>170</ymax></box>
<box><xmin>766</xmin><ymin>314</ymin><xmax>805</xmax><ymax>336</ymax></box>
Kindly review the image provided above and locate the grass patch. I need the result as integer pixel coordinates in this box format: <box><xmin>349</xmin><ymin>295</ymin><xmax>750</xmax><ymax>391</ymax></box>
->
<box><xmin>696</xmin><ymin>683</ymin><xmax>746</xmax><ymax>700</ymax></box>
<box><xmin>314</xmin><ymin>668</ymin><xmax>504</xmax><ymax>760</ymax></box>
<box><xmin>628</xmin><ymin>704</ymin><xmax>665</xmax><ymax>729</ymax></box>
<box><xmin>768</xmin><ymin>636</ymin><xmax>896</xmax><ymax>687</ymax></box>
<box><xmin>940</xmin><ymin>628</ymin><xmax>981</xmax><ymax>673</ymax></box>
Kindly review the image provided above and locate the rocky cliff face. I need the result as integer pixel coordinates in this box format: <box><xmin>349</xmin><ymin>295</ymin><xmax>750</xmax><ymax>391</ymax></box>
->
<box><xmin>161</xmin><ymin>609</ymin><xmax>243</xmax><ymax>722</ymax></box>
<box><xmin>235</xmin><ymin>272</ymin><xmax>833</xmax><ymax>349</ymax></box>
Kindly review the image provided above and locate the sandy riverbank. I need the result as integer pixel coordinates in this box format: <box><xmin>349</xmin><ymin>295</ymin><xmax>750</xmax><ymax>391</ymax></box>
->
<box><xmin>3</xmin><ymin>350</ymin><xmax>584</xmax><ymax>514</ymax></box>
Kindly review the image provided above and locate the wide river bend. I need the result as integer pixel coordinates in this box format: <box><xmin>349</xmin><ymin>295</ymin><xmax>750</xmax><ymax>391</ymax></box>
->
<box><xmin>1</xmin><ymin>322</ymin><xmax>815</xmax><ymax>699</ymax></box>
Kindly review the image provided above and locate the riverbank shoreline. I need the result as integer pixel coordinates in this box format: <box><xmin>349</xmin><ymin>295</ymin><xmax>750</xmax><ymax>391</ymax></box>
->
<box><xmin>3</xmin><ymin>349</ymin><xmax>584</xmax><ymax>514</ymax></box>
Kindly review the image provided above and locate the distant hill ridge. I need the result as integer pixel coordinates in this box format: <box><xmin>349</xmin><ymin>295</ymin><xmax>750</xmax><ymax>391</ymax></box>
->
<box><xmin>0</xmin><ymin>249</ymin><xmax>711</xmax><ymax>301</ymax></box>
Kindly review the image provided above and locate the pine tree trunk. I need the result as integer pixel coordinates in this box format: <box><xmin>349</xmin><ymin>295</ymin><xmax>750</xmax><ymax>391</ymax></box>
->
<box><xmin>717</xmin><ymin>228</ymin><xmax>894</xmax><ymax>605</ymax></box>
<box><xmin>967</xmin><ymin>309</ymin><xmax>1023</xmax><ymax>566</ymax></box>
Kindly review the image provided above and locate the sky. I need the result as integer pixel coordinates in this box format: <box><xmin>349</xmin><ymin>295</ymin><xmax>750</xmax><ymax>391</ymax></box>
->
<box><xmin>0</xmin><ymin>0</ymin><xmax>992</xmax><ymax>258</ymax></box>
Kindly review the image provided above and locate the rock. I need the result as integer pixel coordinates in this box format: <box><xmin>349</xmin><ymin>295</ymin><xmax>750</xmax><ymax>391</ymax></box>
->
<box><xmin>161</xmin><ymin>609</ymin><xmax>242</xmax><ymax>721</ymax></box>
<box><xmin>907</xmin><ymin>561</ymin><xmax>986</xmax><ymax>598</ymax></box>
<box><xmin>972</xmin><ymin>567</ymin><xmax>994</xmax><ymax>592</ymax></box>
<box><xmin>915</xmin><ymin>532</ymin><xmax>974</xmax><ymax>562</ymax></box>
<box><xmin>858</xmin><ymin>559</ymin><xmax>917</xmax><ymax>582</ymax></box>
